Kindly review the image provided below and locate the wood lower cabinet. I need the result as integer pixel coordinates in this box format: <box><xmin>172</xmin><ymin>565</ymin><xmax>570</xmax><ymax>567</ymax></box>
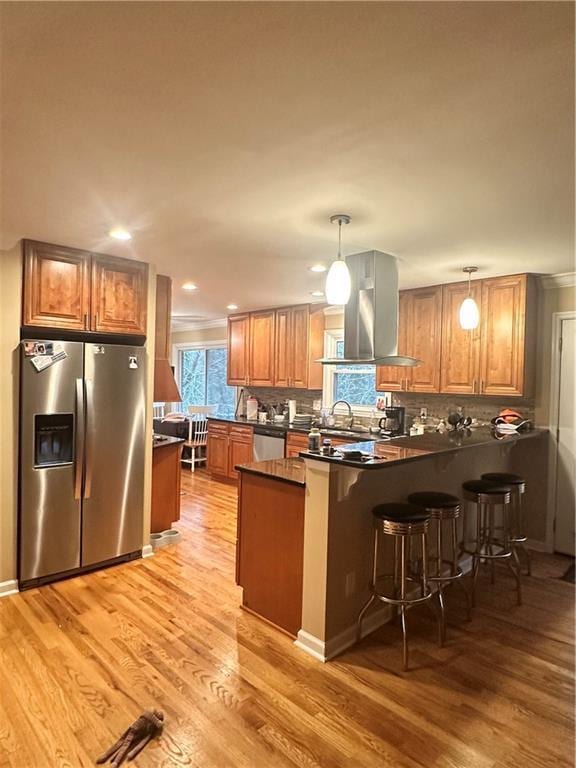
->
<box><xmin>23</xmin><ymin>240</ymin><xmax>91</xmax><ymax>331</ymax></box>
<box><xmin>227</xmin><ymin>314</ymin><xmax>250</xmax><ymax>386</ymax></box>
<box><xmin>237</xmin><ymin>471</ymin><xmax>304</xmax><ymax>637</ymax></box>
<box><xmin>207</xmin><ymin>421</ymin><xmax>254</xmax><ymax>480</ymax></box>
<box><xmin>440</xmin><ymin>281</ymin><xmax>482</xmax><ymax>394</ymax></box>
<box><xmin>249</xmin><ymin>310</ymin><xmax>276</xmax><ymax>386</ymax></box>
<box><xmin>22</xmin><ymin>240</ymin><xmax>148</xmax><ymax>336</ymax></box>
<box><xmin>285</xmin><ymin>431</ymin><xmax>357</xmax><ymax>458</ymax></box>
<box><xmin>151</xmin><ymin>440</ymin><xmax>182</xmax><ymax>533</ymax></box>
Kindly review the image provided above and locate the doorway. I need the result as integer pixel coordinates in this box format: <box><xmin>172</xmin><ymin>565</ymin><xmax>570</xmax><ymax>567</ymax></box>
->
<box><xmin>552</xmin><ymin>314</ymin><xmax>575</xmax><ymax>556</ymax></box>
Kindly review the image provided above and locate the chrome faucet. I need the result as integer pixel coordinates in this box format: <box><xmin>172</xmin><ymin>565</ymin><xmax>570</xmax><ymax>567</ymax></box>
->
<box><xmin>330</xmin><ymin>400</ymin><xmax>354</xmax><ymax>429</ymax></box>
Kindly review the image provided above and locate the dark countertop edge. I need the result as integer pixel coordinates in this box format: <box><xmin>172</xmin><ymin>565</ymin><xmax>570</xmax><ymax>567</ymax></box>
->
<box><xmin>298</xmin><ymin>428</ymin><xmax>547</xmax><ymax>469</ymax></box>
<box><xmin>235</xmin><ymin>460</ymin><xmax>306</xmax><ymax>487</ymax></box>
<box><xmin>153</xmin><ymin>434</ymin><xmax>186</xmax><ymax>449</ymax></box>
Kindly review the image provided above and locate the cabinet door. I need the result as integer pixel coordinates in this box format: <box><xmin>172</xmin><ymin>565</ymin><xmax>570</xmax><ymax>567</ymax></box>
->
<box><xmin>291</xmin><ymin>305</ymin><xmax>310</xmax><ymax>388</ymax></box>
<box><xmin>440</xmin><ymin>281</ymin><xmax>481</xmax><ymax>394</ymax></box>
<box><xmin>376</xmin><ymin>292</ymin><xmax>409</xmax><ymax>391</ymax></box>
<box><xmin>207</xmin><ymin>433</ymin><xmax>229</xmax><ymax>476</ymax></box>
<box><xmin>228</xmin><ymin>436</ymin><xmax>254</xmax><ymax>480</ymax></box>
<box><xmin>23</xmin><ymin>240</ymin><xmax>90</xmax><ymax>330</ymax></box>
<box><xmin>406</xmin><ymin>286</ymin><xmax>442</xmax><ymax>393</ymax></box>
<box><xmin>91</xmin><ymin>255</ymin><xmax>147</xmax><ymax>335</ymax></box>
<box><xmin>227</xmin><ymin>314</ymin><xmax>249</xmax><ymax>386</ymax></box>
<box><xmin>479</xmin><ymin>274</ymin><xmax>527</xmax><ymax>396</ymax></box>
<box><xmin>249</xmin><ymin>310</ymin><xmax>275</xmax><ymax>386</ymax></box>
<box><xmin>274</xmin><ymin>308</ymin><xmax>292</xmax><ymax>387</ymax></box>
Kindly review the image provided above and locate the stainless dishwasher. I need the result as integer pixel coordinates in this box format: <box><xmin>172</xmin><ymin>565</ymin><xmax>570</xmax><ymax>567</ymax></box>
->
<box><xmin>253</xmin><ymin>425</ymin><xmax>286</xmax><ymax>461</ymax></box>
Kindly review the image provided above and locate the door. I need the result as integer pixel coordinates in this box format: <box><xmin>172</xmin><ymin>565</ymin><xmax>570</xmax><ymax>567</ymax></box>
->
<box><xmin>479</xmin><ymin>274</ymin><xmax>527</xmax><ymax>396</ymax></box>
<box><xmin>229</xmin><ymin>437</ymin><xmax>254</xmax><ymax>480</ymax></box>
<box><xmin>249</xmin><ymin>310</ymin><xmax>275</xmax><ymax>386</ymax></box>
<box><xmin>227</xmin><ymin>314</ymin><xmax>249</xmax><ymax>385</ymax></box>
<box><xmin>91</xmin><ymin>255</ymin><xmax>147</xmax><ymax>335</ymax></box>
<box><xmin>274</xmin><ymin>308</ymin><xmax>292</xmax><ymax>387</ymax></box>
<box><xmin>440</xmin><ymin>281</ymin><xmax>481</xmax><ymax>394</ymax></box>
<box><xmin>82</xmin><ymin>344</ymin><xmax>145</xmax><ymax>566</ymax></box>
<box><xmin>207</xmin><ymin>433</ymin><xmax>229</xmax><ymax>476</ymax></box>
<box><xmin>406</xmin><ymin>286</ymin><xmax>442</xmax><ymax>392</ymax></box>
<box><xmin>19</xmin><ymin>340</ymin><xmax>84</xmax><ymax>583</ymax></box>
<box><xmin>554</xmin><ymin>317</ymin><xmax>575</xmax><ymax>556</ymax></box>
<box><xmin>23</xmin><ymin>240</ymin><xmax>90</xmax><ymax>331</ymax></box>
<box><xmin>291</xmin><ymin>305</ymin><xmax>310</xmax><ymax>388</ymax></box>
<box><xmin>376</xmin><ymin>292</ymin><xmax>409</xmax><ymax>391</ymax></box>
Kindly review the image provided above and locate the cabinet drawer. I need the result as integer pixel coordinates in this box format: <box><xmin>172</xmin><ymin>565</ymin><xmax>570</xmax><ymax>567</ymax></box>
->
<box><xmin>208</xmin><ymin>421</ymin><xmax>230</xmax><ymax>435</ymax></box>
<box><xmin>230</xmin><ymin>425</ymin><xmax>253</xmax><ymax>443</ymax></box>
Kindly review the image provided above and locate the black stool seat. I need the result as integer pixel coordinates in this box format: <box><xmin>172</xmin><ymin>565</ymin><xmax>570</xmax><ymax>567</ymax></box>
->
<box><xmin>462</xmin><ymin>479</ymin><xmax>511</xmax><ymax>495</ymax></box>
<box><xmin>481</xmin><ymin>472</ymin><xmax>525</xmax><ymax>486</ymax></box>
<box><xmin>373</xmin><ymin>502</ymin><xmax>430</xmax><ymax>523</ymax></box>
<box><xmin>407</xmin><ymin>491</ymin><xmax>460</xmax><ymax>509</ymax></box>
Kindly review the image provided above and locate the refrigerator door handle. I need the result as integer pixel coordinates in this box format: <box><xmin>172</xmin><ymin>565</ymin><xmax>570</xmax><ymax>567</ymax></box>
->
<box><xmin>74</xmin><ymin>378</ymin><xmax>85</xmax><ymax>500</ymax></box>
<box><xmin>84</xmin><ymin>378</ymin><xmax>94</xmax><ymax>499</ymax></box>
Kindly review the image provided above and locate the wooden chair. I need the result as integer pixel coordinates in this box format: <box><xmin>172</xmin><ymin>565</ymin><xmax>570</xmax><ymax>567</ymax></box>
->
<box><xmin>153</xmin><ymin>403</ymin><xmax>165</xmax><ymax>419</ymax></box>
<box><xmin>182</xmin><ymin>405</ymin><xmax>215</xmax><ymax>472</ymax></box>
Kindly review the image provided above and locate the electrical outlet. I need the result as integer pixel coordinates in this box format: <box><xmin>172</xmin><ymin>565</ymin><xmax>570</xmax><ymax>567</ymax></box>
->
<box><xmin>345</xmin><ymin>572</ymin><xmax>356</xmax><ymax>596</ymax></box>
<box><xmin>420</xmin><ymin>406</ymin><xmax>428</xmax><ymax>420</ymax></box>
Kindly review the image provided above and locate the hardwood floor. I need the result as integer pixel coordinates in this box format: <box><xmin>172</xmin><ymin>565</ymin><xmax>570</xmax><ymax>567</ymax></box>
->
<box><xmin>1</xmin><ymin>469</ymin><xmax>573</xmax><ymax>767</ymax></box>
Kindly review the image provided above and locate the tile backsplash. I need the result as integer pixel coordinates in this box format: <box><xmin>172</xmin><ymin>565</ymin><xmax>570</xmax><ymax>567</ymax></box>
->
<box><xmin>244</xmin><ymin>386</ymin><xmax>536</xmax><ymax>429</ymax></box>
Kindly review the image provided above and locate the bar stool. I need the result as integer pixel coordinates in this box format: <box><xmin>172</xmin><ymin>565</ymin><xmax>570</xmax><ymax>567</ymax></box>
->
<box><xmin>462</xmin><ymin>480</ymin><xmax>521</xmax><ymax>607</ymax></box>
<box><xmin>481</xmin><ymin>472</ymin><xmax>531</xmax><ymax>576</ymax></box>
<box><xmin>357</xmin><ymin>502</ymin><xmax>440</xmax><ymax>671</ymax></box>
<box><xmin>407</xmin><ymin>492</ymin><xmax>471</xmax><ymax>645</ymax></box>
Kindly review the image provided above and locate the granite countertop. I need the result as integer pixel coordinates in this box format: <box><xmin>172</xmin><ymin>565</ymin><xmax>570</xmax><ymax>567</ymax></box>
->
<box><xmin>208</xmin><ymin>414</ymin><xmax>376</xmax><ymax>441</ymax></box>
<box><xmin>153</xmin><ymin>434</ymin><xmax>186</xmax><ymax>449</ymax></box>
<box><xmin>298</xmin><ymin>427</ymin><xmax>547</xmax><ymax>469</ymax></box>
<box><xmin>235</xmin><ymin>457</ymin><xmax>306</xmax><ymax>487</ymax></box>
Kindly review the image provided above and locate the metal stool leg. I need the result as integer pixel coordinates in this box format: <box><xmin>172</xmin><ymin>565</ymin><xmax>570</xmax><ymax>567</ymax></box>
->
<box><xmin>471</xmin><ymin>501</ymin><xmax>483</xmax><ymax>608</ymax></box>
<box><xmin>399</xmin><ymin>534</ymin><xmax>408</xmax><ymax>670</ymax></box>
<box><xmin>503</xmin><ymin>502</ymin><xmax>522</xmax><ymax>606</ymax></box>
<box><xmin>452</xmin><ymin>516</ymin><xmax>472</xmax><ymax>619</ymax></box>
<box><xmin>357</xmin><ymin>524</ymin><xmax>378</xmax><ymax>640</ymax></box>
<box><xmin>434</xmin><ymin>520</ymin><xmax>446</xmax><ymax>646</ymax></box>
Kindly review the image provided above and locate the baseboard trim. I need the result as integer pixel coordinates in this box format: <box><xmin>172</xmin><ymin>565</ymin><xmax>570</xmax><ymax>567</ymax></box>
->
<box><xmin>294</xmin><ymin>630</ymin><xmax>328</xmax><ymax>662</ymax></box>
<box><xmin>0</xmin><ymin>580</ymin><xmax>19</xmax><ymax>597</ymax></box>
<box><xmin>142</xmin><ymin>545</ymin><xmax>154</xmax><ymax>558</ymax></box>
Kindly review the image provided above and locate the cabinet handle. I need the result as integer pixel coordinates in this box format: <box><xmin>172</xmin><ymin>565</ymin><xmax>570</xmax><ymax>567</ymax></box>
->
<box><xmin>94</xmin><ymin>312</ymin><xmax>99</xmax><ymax>329</ymax></box>
<box><xmin>480</xmin><ymin>379</ymin><xmax>484</xmax><ymax>393</ymax></box>
<box><xmin>84</xmin><ymin>313</ymin><xmax>89</xmax><ymax>329</ymax></box>
<box><xmin>472</xmin><ymin>380</ymin><xmax>476</xmax><ymax>394</ymax></box>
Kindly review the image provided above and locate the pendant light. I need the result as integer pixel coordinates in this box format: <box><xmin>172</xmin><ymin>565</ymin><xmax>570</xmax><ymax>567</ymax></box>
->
<box><xmin>459</xmin><ymin>266</ymin><xmax>480</xmax><ymax>330</ymax></box>
<box><xmin>325</xmin><ymin>214</ymin><xmax>352</xmax><ymax>305</ymax></box>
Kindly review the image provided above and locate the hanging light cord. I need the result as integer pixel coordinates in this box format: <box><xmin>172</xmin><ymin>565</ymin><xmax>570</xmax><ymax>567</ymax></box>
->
<box><xmin>467</xmin><ymin>269</ymin><xmax>471</xmax><ymax>296</ymax></box>
<box><xmin>337</xmin><ymin>219</ymin><xmax>342</xmax><ymax>261</ymax></box>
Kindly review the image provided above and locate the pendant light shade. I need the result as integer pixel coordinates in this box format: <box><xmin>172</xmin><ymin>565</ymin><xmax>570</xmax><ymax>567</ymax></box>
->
<box><xmin>325</xmin><ymin>214</ymin><xmax>352</xmax><ymax>305</ymax></box>
<box><xmin>459</xmin><ymin>266</ymin><xmax>479</xmax><ymax>330</ymax></box>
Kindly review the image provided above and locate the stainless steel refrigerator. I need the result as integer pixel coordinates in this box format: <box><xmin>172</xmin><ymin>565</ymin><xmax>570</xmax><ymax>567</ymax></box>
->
<box><xmin>19</xmin><ymin>340</ymin><xmax>146</xmax><ymax>589</ymax></box>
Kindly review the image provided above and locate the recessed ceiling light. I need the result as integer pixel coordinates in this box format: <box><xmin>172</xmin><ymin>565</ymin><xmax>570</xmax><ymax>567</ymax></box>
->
<box><xmin>310</xmin><ymin>290</ymin><xmax>325</xmax><ymax>297</ymax></box>
<box><xmin>182</xmin><ymin>282</ymin><xmax>198</xmax><ymax>291</ymax></box>
<box><xmin>227</xmin><ymin>304</ymin><xmax>238</xmax><ymax>310</ymax></box>
<box><xmin>309</xmin><ymin>264</ymin><xmax>327</xmax><ymax>273</ymax></box>
<box><xmin>109</xmin><ymin>227</ymin><xmax>132</xmax><ymax>241</ymax></box>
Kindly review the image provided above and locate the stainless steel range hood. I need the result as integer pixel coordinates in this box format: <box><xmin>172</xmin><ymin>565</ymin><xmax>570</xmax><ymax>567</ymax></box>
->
<box><xmin>319</xmin><ymin>250</ymin><xmax>420</xmax><ymax>366</ymax></box>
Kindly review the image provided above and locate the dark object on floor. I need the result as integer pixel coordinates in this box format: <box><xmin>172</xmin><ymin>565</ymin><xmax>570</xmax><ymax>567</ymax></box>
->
<box><xmin>559</xmin><ymin>562</ymin><xmax>575</xmax><ymax>584</ymax></box>
<box><xmin>97</xmin><ymin>710</ymin><xmax>164</xmax><ymax>766</ymax></box>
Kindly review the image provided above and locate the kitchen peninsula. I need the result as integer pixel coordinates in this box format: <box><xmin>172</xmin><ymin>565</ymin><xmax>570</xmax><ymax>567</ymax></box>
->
<box><xmin>236</xmin><ymin>427</ymin><xmax>549</xmax><ymax>661</ymax></box>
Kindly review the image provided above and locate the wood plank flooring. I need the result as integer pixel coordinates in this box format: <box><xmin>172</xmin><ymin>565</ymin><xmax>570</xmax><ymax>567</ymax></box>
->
<box><xmin>0</xmin><ymin>469</ymin><xmax>573</xmax><ymax>767</ymax></box>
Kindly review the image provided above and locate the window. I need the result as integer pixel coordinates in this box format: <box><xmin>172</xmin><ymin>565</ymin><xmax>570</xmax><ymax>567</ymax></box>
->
<box><xmin>323</xmin><ymin>331</ymin><xmax>382</xmax><ymax>413</ymax></box>
<box><xmin>176</xmin><ymin>344</ymin><xmax>236</xmax><ymax>419</ymax></box>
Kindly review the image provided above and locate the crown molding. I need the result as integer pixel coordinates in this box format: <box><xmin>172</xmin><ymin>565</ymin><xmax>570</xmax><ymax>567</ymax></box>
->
<box><xmin>171</xmin><ymin>318</ymin><xmax>227</xmax><ymax>332</ymax></box>
<box><xmin>541</xmin><ymin>272</ymin><xmax>576</xmax><ymax>289</ymax></box>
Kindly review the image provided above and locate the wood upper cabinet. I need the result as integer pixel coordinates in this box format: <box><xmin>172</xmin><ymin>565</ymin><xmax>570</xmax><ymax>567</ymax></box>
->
<box><xmin>291</xmin><ymin>305</ymin><xmax>311</xmax><ymax>388</ymax></box>
<box><xmin>22</xmin><ymin>240</ymin><xmax>148</xmax><ymax>336</ymax></box>
<box><xmin>23</xmin><ymin>240</ymin><xmax>91</xmax><ymax>330</ymax></box>
<box><xmin>479</xmin><ymin>274</ymin><xmax>532</xmax><ymax>397</ymax></box>
<box><xmin>405</xmin><ymin>286</ymin><xmax>442</xmax><ymax>392</ymax></box>
<box><xmin>376</xmin><ymin>292</ymin><xmax>409</xmax><ymax>391</ymax></box>
<box><xmin>274</xmin><ymin>308</ymin><xmax>292</xmax><ymax>388</ymax></box>
<box><xmin>227</xmin><ymin>314</ymin><xmax>250</xmax><ymax>385</ymax></box>
<box><xmin>91</xmin><ymin>255</ymin><xmax>147</xmax><ymax>335</ymax></box>
<box><xmin>440</xmin><ymin>281</ymin><xmax>482</xmax><ymax>394</ymax></box>
<box><xmin>249</xmin><ymin>310</ymin><xmax>276</xmax><ymax>387</ymax></box>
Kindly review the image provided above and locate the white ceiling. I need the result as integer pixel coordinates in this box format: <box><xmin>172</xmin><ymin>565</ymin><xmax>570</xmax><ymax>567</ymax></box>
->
<box><xmin>1</xmin><ymin>2</ymin><xmax>574</xmax><ymax>320</ymax></box>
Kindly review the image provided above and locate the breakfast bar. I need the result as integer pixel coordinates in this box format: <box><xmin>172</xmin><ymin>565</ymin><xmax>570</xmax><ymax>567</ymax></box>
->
<box><xmin>236</xmin><ymin>428</ymin><xmax>550</xmax><ymax>662</ymax></box>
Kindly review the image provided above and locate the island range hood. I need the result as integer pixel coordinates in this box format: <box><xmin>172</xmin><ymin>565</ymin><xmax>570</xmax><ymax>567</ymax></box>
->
<box><xmin>319</xmin><ymin>250</ymin><xmax>420</xmax><ymax>366</ymax></box>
